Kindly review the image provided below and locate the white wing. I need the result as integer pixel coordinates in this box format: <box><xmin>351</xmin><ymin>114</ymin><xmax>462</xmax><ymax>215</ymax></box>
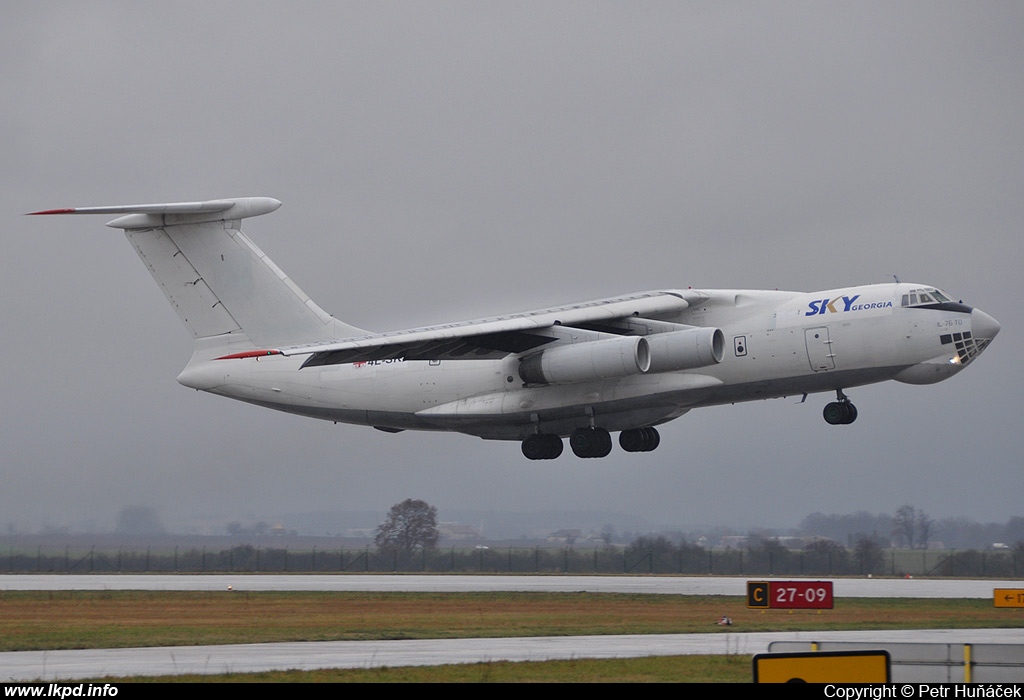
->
<box><xmin>278</xmin><ymin>291</ymin><xmax>698</xmax><ymax>367</ymax></box>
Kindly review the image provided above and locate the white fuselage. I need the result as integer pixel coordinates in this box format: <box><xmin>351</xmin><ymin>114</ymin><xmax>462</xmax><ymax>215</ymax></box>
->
<box><xmin>178</xmin><ymin>282</ymin><xmax>998</xmax><ymax>441</ymax></box>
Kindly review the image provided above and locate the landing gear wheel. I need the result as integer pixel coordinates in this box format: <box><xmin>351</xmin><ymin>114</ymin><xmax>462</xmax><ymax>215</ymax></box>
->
<box><xmin>823</xmin><ymin>401</ymin><xmax>858</xmax><ymax>425</ymax></box>
<box><xmin>570</xmin><ymin>427</ymin><xmax>612</xmax><ymax>458</ymax></box>
<box><xmin>521</xmin><ymin>434</ymin><xmax>564</xmax><ymax>460</ymax></box>
<box><xmin>642</xmin><ymin>427</ymin><xmax>661</xmax><ymax>451</ymax></box>
<box><xmin>619</xmin><ymin>428</ymin><xmax>644</xmax><ymax>452</ymax></box>
<box><xmin>619</xmin><ymin>427</ymin><xmax>661</xmax><ymax>452</ymax></box>
<box><xmin>845</xmin><ymin>403</ymin><xmax>858</xmax><ymax>424</ymax></box>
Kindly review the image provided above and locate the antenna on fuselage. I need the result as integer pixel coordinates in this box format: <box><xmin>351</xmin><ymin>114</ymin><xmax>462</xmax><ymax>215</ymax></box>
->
<box><xmin>893</xmin><ymin>274</ymin><xmax>901</xmax><ymax>284</ymax></box>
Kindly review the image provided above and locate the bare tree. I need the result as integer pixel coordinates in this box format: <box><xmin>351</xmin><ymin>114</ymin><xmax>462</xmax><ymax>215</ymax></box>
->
<box><xmin>916</xmin><ymin>509</ymin><xmax>932</xmax><ymax>549</ymax></box>
<box><xmin>892</xmin><ymin>505</ymin><xmax>931</xmax><ymax>549</ymax></box>
<box><xmin>853</xmin><ymin>535</ymin><xmax>886</xmax><ymax>574</ymax></box>
<box><xmin>375</xmin><ymin>499</ymin><xmax>439</xmax><ymax>552</ymax></box>
<box><xmin>893</xmin><ymin>505</ymin><xmax>917</xmax><ymax>548</ymax></box>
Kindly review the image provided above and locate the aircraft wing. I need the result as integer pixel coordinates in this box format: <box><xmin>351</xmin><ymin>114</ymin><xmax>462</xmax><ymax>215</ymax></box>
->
<box><xmin>274</xmin><ymin>291</ymin><xmax>698</xmax><ymax>367</ymax></box>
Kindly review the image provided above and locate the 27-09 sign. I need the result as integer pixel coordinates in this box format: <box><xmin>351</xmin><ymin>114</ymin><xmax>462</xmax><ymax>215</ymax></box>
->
<box><xmin>747</xmin><ymin>580</ymin><xmax>834</xmax><ymax>609</ymax></box>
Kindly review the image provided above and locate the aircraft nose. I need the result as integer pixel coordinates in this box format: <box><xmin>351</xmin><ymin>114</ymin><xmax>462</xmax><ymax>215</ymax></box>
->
<box><xmin>971</xmin><ymin>308</ymin><xmax>1001</xmax><ymax>341</ymax></box>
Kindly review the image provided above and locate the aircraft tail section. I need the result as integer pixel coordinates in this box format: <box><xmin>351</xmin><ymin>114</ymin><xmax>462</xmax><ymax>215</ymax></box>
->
<box><xmin>30</xmin><ymin>198</ymin><xmax>365</xmax><ymax>352</ymax></box>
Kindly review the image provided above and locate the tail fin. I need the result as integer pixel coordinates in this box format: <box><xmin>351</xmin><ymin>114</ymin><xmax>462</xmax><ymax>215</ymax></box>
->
<box><xmin>30</xmin><ymin>197</ymin><xmax>365</xmax><ymax>351</ymax></box>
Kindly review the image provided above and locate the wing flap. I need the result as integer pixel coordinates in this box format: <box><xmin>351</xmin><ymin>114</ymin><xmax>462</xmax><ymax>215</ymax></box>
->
<box><xmin>301</xmin><ymin>330</ymin><xmax>559</xmax><ymax>366</ymax></box>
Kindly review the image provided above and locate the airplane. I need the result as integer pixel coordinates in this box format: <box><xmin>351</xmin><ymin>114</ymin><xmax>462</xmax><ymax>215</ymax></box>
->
<box><xmin>30</xmin><ymin>197</ymin><xmax>1001</xmax><ymax>460</ymax></box>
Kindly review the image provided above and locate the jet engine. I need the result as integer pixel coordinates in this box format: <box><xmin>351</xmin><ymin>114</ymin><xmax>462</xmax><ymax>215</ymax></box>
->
<box><xmin>646</xmin><ymin>327</ymin><xmax>724</xmax><ymax>372</ymax></box>
<box><xmin>517</xmin><ymin>327</ymin><xmax>724</xmax><ymax>385</ymax></box>
<box><xmin>518</xmin><ymin>336</ymin><xmax>650</xmax><ymax>385</ymax></box>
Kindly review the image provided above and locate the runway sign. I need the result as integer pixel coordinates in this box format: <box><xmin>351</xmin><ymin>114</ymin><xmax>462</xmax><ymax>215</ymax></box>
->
<box><xmin>747</xmin><ymin>580</ymin><xmax>834</xmax><ymax>609</ymax></box>
<box><xmin>994</xmin><ymin>588</ymin><xmax>1024</xmax><ymax>608</ymax></box>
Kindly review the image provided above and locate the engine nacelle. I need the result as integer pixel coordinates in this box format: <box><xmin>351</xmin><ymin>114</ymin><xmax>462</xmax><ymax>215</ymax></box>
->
<box><xmin>646</xmin><ymin>327</ymin><xmax>724</xmax><ymax>373</ymax></box>
<box><xmin>518</xmin><ymin>336</ymin><xmax>651</xmax><ymax>385</ymax></box>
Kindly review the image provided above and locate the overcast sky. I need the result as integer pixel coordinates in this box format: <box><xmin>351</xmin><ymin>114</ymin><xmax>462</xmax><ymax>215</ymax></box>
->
<box><xmin>3</xmin><ymin>2</ymin><xmax>1021</xmax><ymax>536</ymax></box>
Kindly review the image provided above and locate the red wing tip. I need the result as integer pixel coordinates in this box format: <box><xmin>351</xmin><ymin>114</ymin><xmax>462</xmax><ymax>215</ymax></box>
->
<box><xmin>214</xmin><ymin>350</ymin><xmax>282</xmax><ymax>360</ymax></box>
<box><xmin>27</xmin><ymin>208</ymin><xmax>77</xmax><ymax>215</ymax></box>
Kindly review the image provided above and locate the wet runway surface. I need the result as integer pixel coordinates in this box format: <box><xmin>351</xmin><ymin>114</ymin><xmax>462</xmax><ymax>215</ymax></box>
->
<box><xmin>0</xmin><ymin>573</ymin><xmax>1014</xmax><ymax>597</ymax></box>
<box><xmin>3</xmin><ymin>629</ymin><xmax>1023</xmax><ymax>681</ymax></box>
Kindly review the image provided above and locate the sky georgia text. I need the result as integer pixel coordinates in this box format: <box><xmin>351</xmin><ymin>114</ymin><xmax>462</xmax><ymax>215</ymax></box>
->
<box><xmin>805</xmin><ymin>295</ymin><xmax>894</xmax><ymax>316</ymax></box>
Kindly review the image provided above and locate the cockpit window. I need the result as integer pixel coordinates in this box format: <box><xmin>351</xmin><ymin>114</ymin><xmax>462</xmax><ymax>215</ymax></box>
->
<box><xmin>901</xmin><ymin>288</ymin><xmax>953</xmax><ymax>307</ymax></box>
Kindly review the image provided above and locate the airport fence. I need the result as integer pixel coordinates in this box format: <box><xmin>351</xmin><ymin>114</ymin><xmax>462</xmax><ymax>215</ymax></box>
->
<box><xmin>1</xmin><ymin>544</ymin><xmax>1022</xmax><ymax>577</ymax></box>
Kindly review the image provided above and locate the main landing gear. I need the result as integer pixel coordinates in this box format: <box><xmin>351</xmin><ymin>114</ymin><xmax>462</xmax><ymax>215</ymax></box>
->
<box><xmin>569</xmin><ymin>427</ymin><xmax>613</xmax><ymax>458</ymax></box>
<box><xmin>521</xmin><ymin>427</ymin><xmax>661</xmax><ymax>460</ymax></box>
<box><xmin>521</xmin><ymin>433</ymin><xmax>564</xmax><ymax>460</ymax></box>
<box><xmin>618</xmin><ymin>427</ymin><xmax>661</xmax><ymax>453</ymax></box>
<box><xmin>823</xmin><ymin>389</ymin><xmax>858</xmax><ymax>425</ymax></box>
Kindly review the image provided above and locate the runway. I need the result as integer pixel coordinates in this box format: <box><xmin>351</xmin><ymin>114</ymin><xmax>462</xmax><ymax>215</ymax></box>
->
<box><xmin>1</xmin><ymin>575</ymin><xmax>1021</xmax><ymax>681</ymax></box>
<box><xmin>0</xmin><ymin>573</ymin><xmax>1014</xmax><ymax>597</ymax></box>
<box><xmin>3</xmin><ymin>629</ymin><xmax>1022</xmax><ymax>682</ymax></box>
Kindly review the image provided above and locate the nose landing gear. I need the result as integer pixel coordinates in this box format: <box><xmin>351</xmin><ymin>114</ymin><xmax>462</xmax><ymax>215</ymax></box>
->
<box><xmin>823</xmin><ymin>389</ymin><xmax>858</xmax><ymax>425</ymax></box>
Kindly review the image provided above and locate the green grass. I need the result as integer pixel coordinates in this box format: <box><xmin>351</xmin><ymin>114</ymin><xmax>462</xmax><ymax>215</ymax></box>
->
<box><xmin>3</xmin><ymin>590</ymin><xmax>1018</xmax><ymax>682</ymax></box>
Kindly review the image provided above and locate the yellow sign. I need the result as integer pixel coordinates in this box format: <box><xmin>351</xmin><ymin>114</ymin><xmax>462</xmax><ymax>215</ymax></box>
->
<box><xmin>753</xmin><ymin>650</ymin><xmax>890</xmax><ymax>683</ymax></box>
<box><xmin>994</xmin><ymin>588</ymin><xmax>1024</xmax><ymax>608</ymax></box>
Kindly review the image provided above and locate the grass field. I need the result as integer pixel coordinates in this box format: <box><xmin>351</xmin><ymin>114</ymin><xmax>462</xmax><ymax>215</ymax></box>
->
<box><xmin>2</xmin><ymin>590</ymin><xmax>1020</xmax><ymax>682</ymax></box>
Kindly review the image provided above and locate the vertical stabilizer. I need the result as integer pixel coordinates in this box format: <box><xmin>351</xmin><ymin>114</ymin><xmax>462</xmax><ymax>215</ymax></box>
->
<box><xmin>30</xmin><ymin>198</ymin><xmax>365</xmax><ymax>350</ymax></box>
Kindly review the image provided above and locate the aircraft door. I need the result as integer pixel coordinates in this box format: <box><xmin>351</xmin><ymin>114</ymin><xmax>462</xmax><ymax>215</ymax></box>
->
<box><xmin>804</xmin><ymin>327</ymin><xmax>835</xmax><ymax>371</ymax></box>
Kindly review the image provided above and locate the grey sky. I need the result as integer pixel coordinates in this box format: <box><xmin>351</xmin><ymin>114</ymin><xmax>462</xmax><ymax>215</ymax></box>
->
<box><xmin>3</xmin><ymin>2</ymin><xmax>1021</xmax><ymax>534</ymax></box>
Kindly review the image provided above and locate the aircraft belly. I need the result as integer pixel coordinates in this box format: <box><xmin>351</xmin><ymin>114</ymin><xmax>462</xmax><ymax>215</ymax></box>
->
<box><xmin>691</xmin><ymin>365</ymin><xmax>907</xmax><ymax>408</ymax></box>
<box><xmin>416</xmin><ymin>373</ymin><xmax>722</xmax><ymax>423</ymax></box>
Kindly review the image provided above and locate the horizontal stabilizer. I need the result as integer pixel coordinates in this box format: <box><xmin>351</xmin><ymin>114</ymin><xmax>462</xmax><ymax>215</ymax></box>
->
<box><xmin>28</xmin><ymin>197</ymin><xmax>281</xmax><ymax>229</ymax></box>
